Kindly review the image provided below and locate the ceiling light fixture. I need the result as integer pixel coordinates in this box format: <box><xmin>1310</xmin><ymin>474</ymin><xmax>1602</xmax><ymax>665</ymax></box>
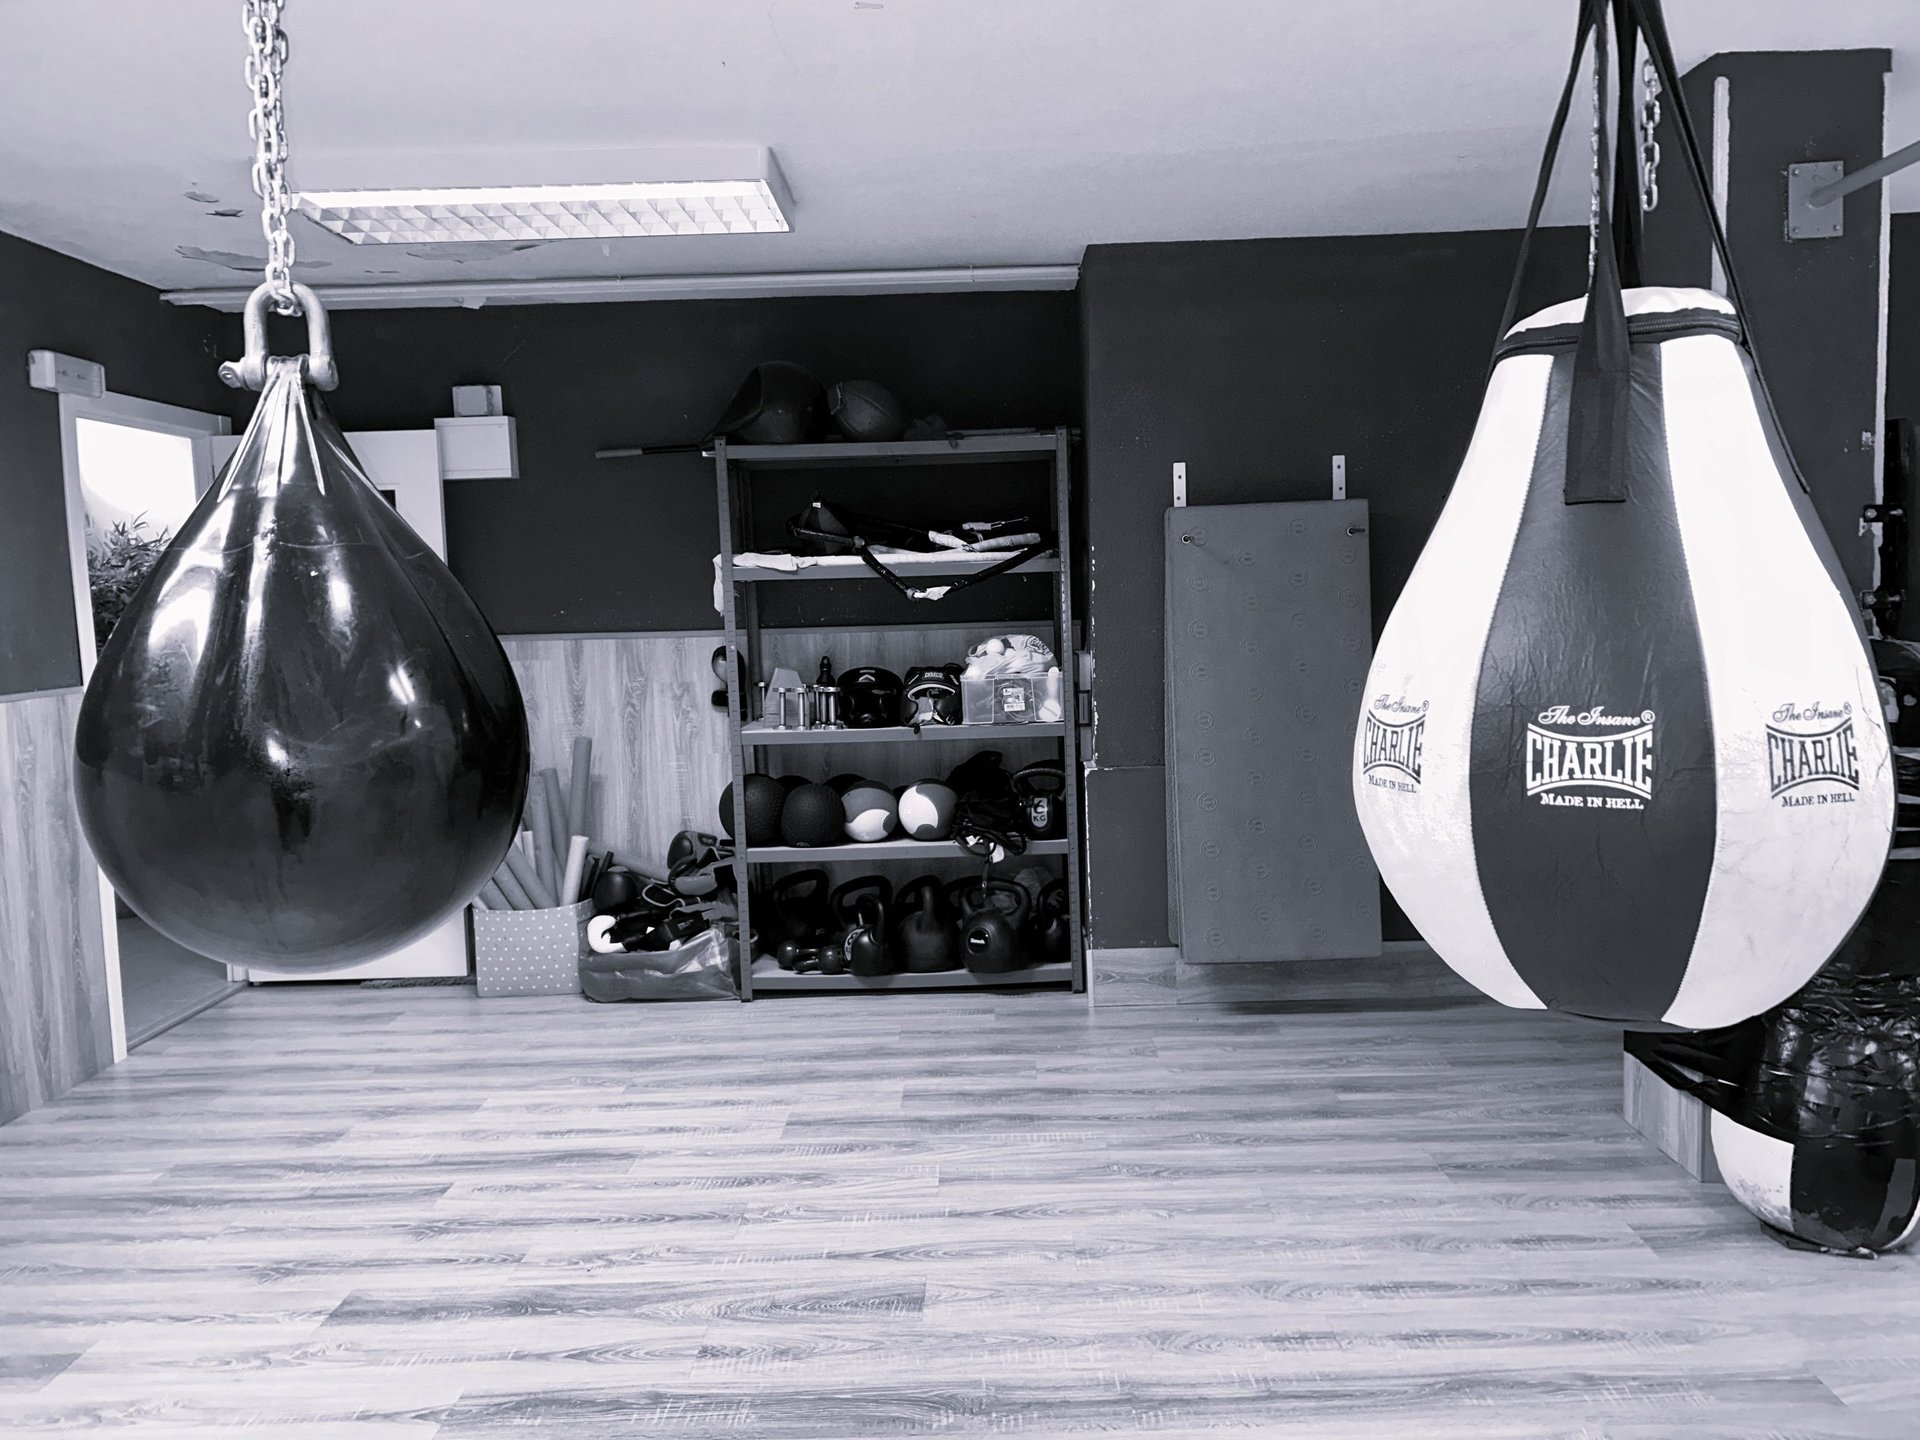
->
<box><xmin>292</xmin><ymin>145</ymin><xmax>792</xmax><ymax>245</ymax></box>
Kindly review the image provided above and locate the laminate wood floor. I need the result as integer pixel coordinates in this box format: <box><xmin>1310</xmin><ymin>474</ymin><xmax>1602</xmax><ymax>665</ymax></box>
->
<box><xmin>1</xmin><ymin>985</ymin><xmax>1912</xmax><ymax>1438</ymax></box>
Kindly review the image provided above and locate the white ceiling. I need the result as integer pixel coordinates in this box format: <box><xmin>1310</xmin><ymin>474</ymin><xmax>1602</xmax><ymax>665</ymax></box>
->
<box><xmin>3</xmin><ymin>0</ymin><xmax>1918</xmax><ymax>299</ymax></box>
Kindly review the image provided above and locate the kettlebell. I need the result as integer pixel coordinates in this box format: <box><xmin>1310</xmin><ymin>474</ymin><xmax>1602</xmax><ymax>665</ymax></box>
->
<box><xmin>1033</xmin><ymin>879</ymin><xmax>1071</xmax><ymax>964</ymax></box>
<box><xmin>831</xmin><ymin>875</ymin><xmax>893</xmax><ymax>977</ymax></box>
<box><xmin>767</xmin><ymin>869</ymin><xmax>834</xmax><ymax>949</ymax></box>
<box><xmin>952</xmin><ymin>876</ymin><xmax>1031</xmax><ymax>975</ymax></box>
<box><xmin>894</xmin><ymin>874</ymin><xmax>959</xmax><ymax>972</ymax></box>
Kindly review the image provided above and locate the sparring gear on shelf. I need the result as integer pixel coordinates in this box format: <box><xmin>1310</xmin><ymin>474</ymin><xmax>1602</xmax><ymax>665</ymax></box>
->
<box><xmin>894</xmin><ymin>875</ymin><xmax>960</xmax><ymax>972</ymax></box>
<box><xmin>832</xmin><ymin>875</ymin><xmax>894</xmax><ymax>977</ymax></box>
<box><xmin>1351</xmin><ymin>0</ymin><xmax>1894</xmax><ymax>1030</ymax></box>
<box><xmin>952</xmin><ymin>876</ymin><xmax>1032</xmax><ymax>975</ymax></box>
<box><xmin>837</xmin><ymin>667</ymin><xmax>905</xmax><ymax>729</ymax></box>
<box><xmin>1013</xmin><ymin>761</ymin><xmax>1069</xmax><ymax>839</ymax></box>
<box><xmin>945</xmin><ymin>751</ymin><xmax>1028</xmax><ymax>861</ymax></box>
<box><xmin>904</xmin><ymin>664</ymin><xmax>965</xmax><ymax>727</ymax></box>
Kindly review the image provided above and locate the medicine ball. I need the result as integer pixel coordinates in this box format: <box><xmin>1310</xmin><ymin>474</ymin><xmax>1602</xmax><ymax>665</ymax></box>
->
<box><xmin>897</xmin><ymin>780</ymin><xmax>957</xmax><ymax>840</ymax></box>
<box><xmin>838</xmin><ymin>667</ymin><xmax>904</xmax><ymax>729</ymax></box>
<box><xmin>780</xmin><ymin>782</ymin><xmax>845</xmax><ymax>848</ymax></box>
<box><xmin>842</xmin><ymin>783</ymin><xmax>899</xmax><ymax>843</ymax></box>
<box><xmin>828</xmin><ymin>379</ymin><xmax>908</xmax><ymax>443</ymax></box>
<box><xmin>718</xmin><ymin>774</ymin><xmax>786</xmax><ymax>846</ymax></box>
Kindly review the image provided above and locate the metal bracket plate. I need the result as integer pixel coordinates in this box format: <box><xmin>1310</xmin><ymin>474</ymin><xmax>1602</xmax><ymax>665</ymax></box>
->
<box><xmin>1786</xmin><ymin>161</ymin><xmax>1845</xmax><ymax>241</ymax></box>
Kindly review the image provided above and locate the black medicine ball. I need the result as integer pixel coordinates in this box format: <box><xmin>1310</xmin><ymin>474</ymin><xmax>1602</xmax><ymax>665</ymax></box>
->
<box><xmin>780</xmin><ymin>782</ymin><xmax>846</xmax><ymax>847</ymax></box>
<box><xmin>828</xmin><ymin>379</ymin><xmax>908</xmax><ymax>443</ymax></box>
<box><xmin>719</xmin><ymin>774</ymin><xmax>787</xmax><ymax>846</ymax></box>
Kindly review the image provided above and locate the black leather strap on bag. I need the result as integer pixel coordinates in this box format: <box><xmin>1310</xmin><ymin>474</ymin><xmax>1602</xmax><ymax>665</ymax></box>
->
<box><xmin>1492</xmin><ymin>0</ymin><xmax>1790</xmax><ymax>505</ymax></box>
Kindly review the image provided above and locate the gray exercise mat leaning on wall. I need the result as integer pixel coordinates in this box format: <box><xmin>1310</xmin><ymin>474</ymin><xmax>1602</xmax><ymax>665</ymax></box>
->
<box><xmin>1164</xmin><ymin>500</ymin><xmax>1382</xmax><ymax>963</ymax></box>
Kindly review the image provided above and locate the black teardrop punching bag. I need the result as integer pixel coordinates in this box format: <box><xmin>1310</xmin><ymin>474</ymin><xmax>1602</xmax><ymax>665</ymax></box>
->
<box><xmin>73</xmin><ymin>292</ymin><xmax>528</xmax><ymax>971</ymax></box>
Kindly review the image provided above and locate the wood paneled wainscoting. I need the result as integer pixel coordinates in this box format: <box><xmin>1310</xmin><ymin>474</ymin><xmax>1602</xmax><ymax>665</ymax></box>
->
<box><xmin>0</xmin><ymin>689</ymin><xmax>112</xmax><ymax>1125</ymax></box>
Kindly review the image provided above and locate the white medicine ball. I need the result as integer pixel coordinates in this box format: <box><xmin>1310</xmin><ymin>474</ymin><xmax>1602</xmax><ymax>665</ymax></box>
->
<box><xmin>896</xmin><ymin>781</ymin><xmax>957</xmax><ymax>840</ymax></box>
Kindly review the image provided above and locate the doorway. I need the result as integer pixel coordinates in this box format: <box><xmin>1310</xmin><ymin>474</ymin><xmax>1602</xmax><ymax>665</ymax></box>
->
<box><xmin>58</xmin><ymin>389</ymin><xmax>240</xmax><ymax>1056</ymax></box>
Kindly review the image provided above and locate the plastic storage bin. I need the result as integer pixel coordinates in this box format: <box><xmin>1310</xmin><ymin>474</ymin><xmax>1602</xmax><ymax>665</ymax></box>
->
<box><xmin>961</xmin><ymin>671</ymin><xmax>1064</xmax><ymax>725</ymax></box>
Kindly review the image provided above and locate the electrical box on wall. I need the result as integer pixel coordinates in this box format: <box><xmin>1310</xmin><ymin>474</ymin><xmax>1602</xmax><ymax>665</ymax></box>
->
<box><xmin>27</xmin><ymin>349</ymin><xmax>105</xmax><ymax>398</ymax></box>
<box><xmin>434</xmin><ymin>415</ymin><xmax>519</xmax><ymax>480</ymax></box>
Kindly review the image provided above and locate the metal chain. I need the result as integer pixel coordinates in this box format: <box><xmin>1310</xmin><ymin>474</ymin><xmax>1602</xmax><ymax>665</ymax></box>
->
<box><xmin>1587</xmin><ymin>17</ymin><xmax>1602</xmax><ymax>282</ymax></box>
<box><xmin>1638</xmin><ymin>54</ymin><xmax>1662</xmax><ymax>213</ymax></box>
<box><xmin>241</xmin><ymin>0</ymin><xmax>298</xmax><ymax>314</ymax></box>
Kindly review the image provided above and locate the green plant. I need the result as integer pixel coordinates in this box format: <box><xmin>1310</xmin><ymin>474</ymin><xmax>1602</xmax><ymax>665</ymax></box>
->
<box><xmin>87</xmin><ymin>516</ymin><xmax>171</xmax><ymax>650</ymax></box>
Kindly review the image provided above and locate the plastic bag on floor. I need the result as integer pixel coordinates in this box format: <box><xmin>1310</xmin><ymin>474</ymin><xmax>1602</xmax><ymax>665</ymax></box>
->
<box><xmin>580</xmin><ymin>927</ymin><xmax>738</xmax><ymax>1002</ymax></box>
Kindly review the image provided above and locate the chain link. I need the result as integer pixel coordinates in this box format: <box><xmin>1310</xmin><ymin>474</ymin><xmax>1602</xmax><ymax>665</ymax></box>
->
<box><xmin>1587</xmin><ymin>21</ymin><xmax>1602</xmax><ymax>282</ymax></box>
<box><xmin>1638</xmin><ymin>54</ymin><xmax>1662</xmax><ymax>213</ymax></box>
<box><xmin>241</xmin><ymin>0</ymin><xmax>298</xmax><ymax>314</ymax></box>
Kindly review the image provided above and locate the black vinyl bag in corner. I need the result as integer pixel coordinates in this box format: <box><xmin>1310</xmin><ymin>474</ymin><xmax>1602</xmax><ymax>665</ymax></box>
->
<box><xmin>1628</xmin><ymin>857</ymin><xmax>1920</xmax><ymax>1256</ymax></box>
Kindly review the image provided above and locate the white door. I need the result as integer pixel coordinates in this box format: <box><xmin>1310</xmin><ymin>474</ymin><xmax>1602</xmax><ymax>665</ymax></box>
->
<box><xmin>59</xmin><ymin>391</ymin><xmax>234</xmax><ymax>1060</ymax></box>
<box><xmin>209</xmin><ymin>430</ymin><xmax>472</xmax><ymax>982</ymax></box>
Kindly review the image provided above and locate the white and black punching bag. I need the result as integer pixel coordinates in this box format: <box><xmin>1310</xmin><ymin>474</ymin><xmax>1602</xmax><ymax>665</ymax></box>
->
<box><xmin>1354</xmin><ymin>0</ymin><xmax>1894</xmax><ymax>1029</ymax></box>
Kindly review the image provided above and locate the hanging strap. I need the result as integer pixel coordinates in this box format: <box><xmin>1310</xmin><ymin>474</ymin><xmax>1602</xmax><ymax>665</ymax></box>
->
<box><xmin>1565</xmin><ymin>1</ymin><xmax>1632</xmax><ymax>505</ymax></box>
<box><xmin>849</xmin><ymin>537</ymin><xmax>1056</xmax><ymax>602</ymax></box>
<box><xmin>1493</xmin><ymin>0</ymin><xmax>1784</xmax><ymax>506</ymax></box>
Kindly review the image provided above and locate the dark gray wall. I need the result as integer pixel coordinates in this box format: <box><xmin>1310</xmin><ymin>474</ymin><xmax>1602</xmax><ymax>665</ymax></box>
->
<box><xmin>1079</xmin><ymin>228</ymin><xmax>1587</xmax><ymax>947</ymax></box>
<box><xmin>320</xmin><ymin>291</ymin><xmax>1081</xmax><ymax>635</ymax></box>
<box><xmin>1890</xmin><ymin>213</ymin><xmax>1920</xmax><ymax>427</ymax></box>
<box><xmin>0</xmin><ymin>232</ymin><xmax>236</xmax><ymax>697</ymax></box>
<box><xmin>1642</xmin><ymin>49</ymin><xmax>1891</xmax><ymax>595</ymax></box>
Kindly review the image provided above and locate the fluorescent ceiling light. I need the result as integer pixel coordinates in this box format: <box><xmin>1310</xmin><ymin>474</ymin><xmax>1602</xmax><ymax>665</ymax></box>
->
<box><xmin>292</xmin><ymin>145</ymin><xmax>792</xmax><ymax>244</ymax></box>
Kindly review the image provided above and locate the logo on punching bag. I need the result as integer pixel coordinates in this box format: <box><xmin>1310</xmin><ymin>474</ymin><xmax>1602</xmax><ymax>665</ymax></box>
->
<box><xmin>1361</xmin><ymin>696</ymin><xmax>1427</xmax><ymax>792</ymax></box>
<box><xmin>1766</xmin><ymin>702</ymin><xmax>1859</xmax><ymax>806</ymax></box>
<box><xmin>1524</xmin><ymin>705</ymin><xmax>1656</xmax><ymax>810</ymax></box>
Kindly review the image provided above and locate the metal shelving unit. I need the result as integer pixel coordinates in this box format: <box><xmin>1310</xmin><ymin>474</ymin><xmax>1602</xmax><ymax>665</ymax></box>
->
<box><xmin>714</xmin><ymin>428</ymin><xmax>1084</xmax><ymax>1000</ymax></box>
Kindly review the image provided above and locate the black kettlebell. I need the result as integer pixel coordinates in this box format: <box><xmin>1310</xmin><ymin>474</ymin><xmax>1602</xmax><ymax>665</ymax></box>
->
<box><xmin>1033</xmin><ymin>879</ymin><xmax>1071</xmax><ymax>964</ymax></box>
<box><xmin>831</xmin><ymin>875</ymin><xmax>893</xmax><ymax>977</ymax></box>
<box><xmin>953</xmin><ymin>876</ymin><xmax>1031</xmax><ymax>975</ymax></box>
<box><xmin>768</xmin><ymin>869</ymin><xmax>834</xmax><ymax>948</ymax></box>
<box><xmin>894</xmin><ymin>874</ymin><xmax>959</xmax><ymax>972</ymax></box>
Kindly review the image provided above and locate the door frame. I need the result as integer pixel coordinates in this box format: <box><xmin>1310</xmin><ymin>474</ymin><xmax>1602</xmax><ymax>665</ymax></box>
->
<box><xmin>58</xmin><ymin>388</ymin><xmax>234</xmax><ymax>1062</ymax></box>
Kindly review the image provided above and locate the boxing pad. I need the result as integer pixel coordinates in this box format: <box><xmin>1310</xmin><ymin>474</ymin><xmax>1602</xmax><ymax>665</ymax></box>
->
<box><xmin>1353</xmin><ymin>0</ymin><xmax>1894</xmax><ymax>1031</ymax></box>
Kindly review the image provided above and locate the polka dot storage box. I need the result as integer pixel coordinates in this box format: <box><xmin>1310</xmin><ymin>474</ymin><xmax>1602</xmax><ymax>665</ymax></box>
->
<box><xmin>472</xmin><ymin>898</ymin><xmax>592</xmax><ymax>997</ymax></box>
